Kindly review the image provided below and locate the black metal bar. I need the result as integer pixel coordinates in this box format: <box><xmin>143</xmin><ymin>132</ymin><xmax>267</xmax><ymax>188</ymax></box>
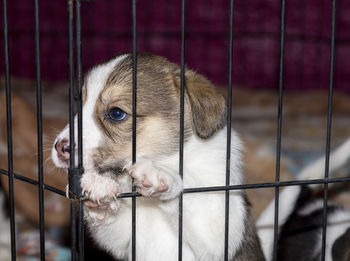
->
<box><xmin>224</xmin><ymin>0</ymin><xmax>234</xmax><ymax>259</ymax></box>
<box><xmin>68</xmin><ymin>6</ymin><xmax>75</xmax><ymax>173</ymax></box>
<box><xmin>68</xmin><ymin>1</ymin><xmax>77</xmax><ymax>260</ymax></box>
<box><xmin>78</xmin><ymin>200</ymin><xmax>84</xmax><ymax>261</ymax></box>
<box><xmin>178</xmin><ymin>0</ymin><xmax>186</xmax><ymax>260</ymax></box>
<box><xmin>3</xmin><ymin>167</ymin><xmax>348</xmax><ymax>199</ymax></box>
<box><xmin>76</xmin><ymin>0</ymin><xmax>83</xmax><ymax>195</ymax></box>
<box><xmin>76</xmin><ymin>1</ymin><xmax>84</xmax><ymax>260</ymax></box>
<box><xmin>3</xmin><ymin>0</ymin><xmax>16</xmax><ymax>258</ymax></box>
<box><xmin>34</xmin><ymin>0</ymin><xmax>45</xmax><ymax>259</ymax></box>
<box><xmin>273</xmin><ymin>0</ymin><xmax>286</xmax><ymax>259</ymax></box>
<box><xmin>70</xmin><ymin>201</ymin><xmax>77</xmax><ymax>261</ymax></box>
<box><xmin>0</xmin><ymin>169</ymin><xmax>67</xmax><ymax>196</ymax></box>
<box><xmin>116</xmin><ymin>177</ymin><xmax>350</xmax><ymax>198</ymax></box>
<box><xmin>321</xmin><ymin>0</ymin><xmax>336</xmax><ymax>259</ymax></box>
<box><xmin>132</xmin><ymin>0</ymin><xmax>137</xmax><ymax>260</ymax></box>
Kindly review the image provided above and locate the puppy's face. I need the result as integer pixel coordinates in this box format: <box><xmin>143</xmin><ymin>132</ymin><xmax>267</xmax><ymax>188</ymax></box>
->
<box><xmin>52</xmin><ymin>53</ymin><xmax>226</xmax><ymax>194</ymax></box>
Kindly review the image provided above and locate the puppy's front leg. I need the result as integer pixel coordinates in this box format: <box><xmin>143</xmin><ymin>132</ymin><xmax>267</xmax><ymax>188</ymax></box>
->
<box><xmin>129</xmin><ymin>160</ymin><xmax>182</xmax><ymax>200</ymax></box>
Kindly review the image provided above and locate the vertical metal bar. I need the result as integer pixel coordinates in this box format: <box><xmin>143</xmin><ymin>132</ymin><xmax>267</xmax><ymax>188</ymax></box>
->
<box><xmin>70</xmin><ymin>201</ymin><xmax>77</xmax><ymax>261</ymax></box>
<box><xmin>76</xmin><ymin>0</ymin><xmax>83</xmax><ymax>187</ymax></box>
<box><xmin>3</xmin><ymin>0</ymin><xmax>16</xmax><ymax>259</ymax></box>
<box><xmin>68</xmin><ymin>2</ymin><xmax>75</xmax><ymax>173</ymax></box>
<box><xmin>132</xmin><ymin>0</ymin><xmax>137</xmax><ymax>260</ymax></box>
<box><xmin>78</xmin><ymin>201</ymin><xmax>84</xmax><ymax>261</ymax></box>
<box><xmin>321</xmin><ymin>0</ymin><xmax>336</xmax><ymax>259</ymax></box>
<box><xmin>224</xmin><ymin>0</ymin><xmax>234</xmax><ymax>260</ymax></box>
<box><xmin>34</xmin><ymin>0</ymin><xmax>45</xmax><ymax>259</ymax></box>
<box><xmin>273</xmin><ymin>0</ymin><xmax>286</xmax><ymax>260</ymax></box>
<box><xmin>68</xmin><ymin>1</ymin><xmax>76</xmax><ymax>260</ymax></box>
<box><xmin>178</xmin><ymin>0</ymin><xmax>186</xmax><ymax>260</ymax></box>
<box><xmin>76</xmin><ymin>1</ymin><xmax>84</xmax><ymax>260</ymax></box>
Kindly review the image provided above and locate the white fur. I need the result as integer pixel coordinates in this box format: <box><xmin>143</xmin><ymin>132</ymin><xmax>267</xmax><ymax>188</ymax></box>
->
<box><xmin>298</xmin><ymin>199</ymin><xmax>335</xmax><ymax>216</ymax></box>
<box><xmin>257</xmin><ymin>138</ymin><xmax>350</xmax><ymax>260</ymax></box>
<box><xmin>325</xmin><ymin>209</ymin><xmax>350</xmax><ymax>260</ymax></box>
<box><xmin>84</xmin><ymin>128</ymin><xmax>246</xmax><ymax>261</ymax></box>
<box><xmin>297</xmin><ymin>138</ymin><xmax>350</xmax><ymax>183</ymax></box>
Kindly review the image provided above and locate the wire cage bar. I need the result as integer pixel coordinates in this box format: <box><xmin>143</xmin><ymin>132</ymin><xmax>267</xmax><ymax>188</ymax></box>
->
<box><xmin>2</xmin><ymin>0</ymin><xmax>16</xmax><ymax>259</ymax></box>
<box><xmin>67</xmin><ymin>0</ymin><xmax>85</xmax><ymax>260</ymax></box>
<box><xmin>0</xmin><ymin>0</ymin><xmax>347</xmax><ymax>260</ymax></box>
<box><xmin>321</xmin><ymin>0</ymin><xmax>337</xmax><ymax>260</ymax></box>
<box><xmin>178</xmin><ymin>0</ymin><xmax>186</xmax><ymax>260</ymax></box>
<box><xmin>224</xmin><ymin>0</ymin><xmax>235</xmax><ymax>260</ymax></box>
<box><xmin>33</xmin><ymin>0</ymin><xmax>45</xmax><ymax>259</ymax></box>
<box><xmin>132</xmin><ymin>0</ymin><xmax>138</xmax><ymax>260</ymax></box>
<box><xmin>272</xmin><ymin>0</ymin><xmax>286</xmax><ymax>259</ymax></box>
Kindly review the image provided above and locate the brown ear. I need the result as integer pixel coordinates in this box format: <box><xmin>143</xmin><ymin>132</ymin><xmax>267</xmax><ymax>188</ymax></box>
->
<box><xmin>178</xmin><ymin>70</ymin><xmax>227</xmax><ymax>139</ymax></box>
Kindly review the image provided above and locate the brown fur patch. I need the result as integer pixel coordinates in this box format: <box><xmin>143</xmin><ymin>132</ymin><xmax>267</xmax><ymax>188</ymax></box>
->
<box><xmin>87</xmin><ymin>53</ymin><xmax>226</xmax><ymax>174</ymax></box>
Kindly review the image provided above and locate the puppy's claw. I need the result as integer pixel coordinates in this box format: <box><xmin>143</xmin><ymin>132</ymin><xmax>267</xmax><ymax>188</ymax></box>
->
<box><xmin>158</xmin><ymin>179</ymin><xmax>169</xmax><ymax>192</ymax></box>
<box><xmin>84</xmin><ymin>200</ymin><xmax>99</xmax><ymax>208</ymax></box>
<box><xmin>65</xmin><ymin>185</ymin><xmax>70</xmax><ymax>199</ymax></box>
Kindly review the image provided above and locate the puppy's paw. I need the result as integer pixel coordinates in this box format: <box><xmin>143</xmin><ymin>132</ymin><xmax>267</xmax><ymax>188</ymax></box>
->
<box><xmin>129</xmin><ymin>160</ymin><xmax>181</xmax><ymax>200</ymax></box>
<box><xmin>84</xmin><ymin>200</ymin><xmax>119</xmax><ymax>224</ymax></box>
<box><xmin>84</xmin><ymin>199</ymin><xmax>119</xmax><ymax>221</ymax></box>
<box><xmin>81</xmin><ymin>173</ymin><xmax>119</xmax><ymax>204</ymax></box>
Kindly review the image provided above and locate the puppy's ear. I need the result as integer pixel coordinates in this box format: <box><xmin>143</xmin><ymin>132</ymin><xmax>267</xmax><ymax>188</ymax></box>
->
<box><xmin>173</xmin><ymin>70</ymin><xmax>227</xmax><ymax>139</ymax></box>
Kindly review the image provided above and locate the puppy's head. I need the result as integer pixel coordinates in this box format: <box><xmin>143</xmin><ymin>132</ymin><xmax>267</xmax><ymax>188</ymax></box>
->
<box><xmin>52</xmin><ymin>53</ymin><xmax>226</xmax><ymax>187</ymax></box>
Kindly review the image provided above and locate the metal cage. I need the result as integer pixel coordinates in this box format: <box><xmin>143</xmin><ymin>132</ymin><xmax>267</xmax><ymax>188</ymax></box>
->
<box><xmin>1</xmin><ymin>0</ymin><xmax>349</xmax><ymax>260</ymax></box>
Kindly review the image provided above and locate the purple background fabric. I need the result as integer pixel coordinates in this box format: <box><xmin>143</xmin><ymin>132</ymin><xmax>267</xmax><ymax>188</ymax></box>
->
<box><xmin>1</xmin><ymin>0</ymin><xmax>349</xmax><ymax>92</ymax></box>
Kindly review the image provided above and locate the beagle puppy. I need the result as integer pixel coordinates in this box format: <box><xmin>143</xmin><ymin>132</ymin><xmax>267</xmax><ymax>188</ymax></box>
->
<box><xmin>52</xmin><ymin>53</ymin><xmax>265</xmax><ymax>260</ymax></box>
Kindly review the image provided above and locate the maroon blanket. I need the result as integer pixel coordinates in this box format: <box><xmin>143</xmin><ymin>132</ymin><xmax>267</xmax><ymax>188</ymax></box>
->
<box><xmin>1</xmin><ymin>0</ymin><xmax>349</xmax><ymax>92</ymax></box>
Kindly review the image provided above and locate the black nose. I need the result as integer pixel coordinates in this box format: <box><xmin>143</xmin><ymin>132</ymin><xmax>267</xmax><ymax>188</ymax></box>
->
<box><xmin>55</xmin><ymin>138</ymin><xmax>71</xmax><ymax>161</ymax></box>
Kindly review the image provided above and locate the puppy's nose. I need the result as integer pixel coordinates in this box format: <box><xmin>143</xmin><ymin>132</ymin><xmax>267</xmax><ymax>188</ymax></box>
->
<box><xmin>55</xmin><ymin>138</ymin><xmax>71</xmax><ymax>161</ymax></box>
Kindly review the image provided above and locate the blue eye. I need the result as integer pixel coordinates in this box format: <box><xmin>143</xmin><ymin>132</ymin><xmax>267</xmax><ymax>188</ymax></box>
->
<box><xmin>108</xmin><ymin>107</ymin><xmax>127</xmax><ymax>121</ymax></box>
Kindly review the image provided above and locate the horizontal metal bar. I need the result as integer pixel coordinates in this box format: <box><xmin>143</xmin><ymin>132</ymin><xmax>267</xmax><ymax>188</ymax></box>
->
<box><xmin>3</xmin><ymin>166</ymin><xmax>346</xmax><ymax>199</ymax></box>
<box><xmin>117</xmin><ymin>176</ymin><xmax>350</xmax><ymax>198</ymax></box>
<box><xmin>0</xmin><ymin>168</ymin><xmax>66</xmax><ymax>197</ymax></box>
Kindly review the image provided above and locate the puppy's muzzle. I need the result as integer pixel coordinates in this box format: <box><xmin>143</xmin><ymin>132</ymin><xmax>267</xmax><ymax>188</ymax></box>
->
<box><xmin>55</xmin><ymin>138</ymin><xmax>71</xmax><ymax>161</ymax></box>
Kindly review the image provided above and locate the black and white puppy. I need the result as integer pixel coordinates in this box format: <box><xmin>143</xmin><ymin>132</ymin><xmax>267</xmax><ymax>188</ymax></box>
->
<box><xmin>52</xmin><ymin>53</ymin><xmax>265</xmax><ymax>260</ymax></box>
<box><xmin>257</xmin><ymin>138</ymin><xmax>350</xmax><ymax>261</ymax></box>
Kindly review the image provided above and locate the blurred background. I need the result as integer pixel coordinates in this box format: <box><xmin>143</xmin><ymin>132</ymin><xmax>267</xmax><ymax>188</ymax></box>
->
<box><xmin>0</xmin><ymin>0</ymin><xmax>349</xmax><ymax>260</ymax></box>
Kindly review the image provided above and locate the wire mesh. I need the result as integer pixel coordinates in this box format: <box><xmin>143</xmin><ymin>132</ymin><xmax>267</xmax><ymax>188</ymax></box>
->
<box><xmin>0</xmin><ymin>0</ymin><xmax>345</xmax><ymax>260</ymax></box>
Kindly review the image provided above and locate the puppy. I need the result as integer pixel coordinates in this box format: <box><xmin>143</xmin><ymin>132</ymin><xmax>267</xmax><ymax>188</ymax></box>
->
<box><xmin>52</xmin><ymin>53</ymin><xmax>265</xmax><ymax>260</ymax></box>
<box><xmin>257</xmin><ymin>138</ymin><xmax>350</xmax><ymax>261</ymax></box>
